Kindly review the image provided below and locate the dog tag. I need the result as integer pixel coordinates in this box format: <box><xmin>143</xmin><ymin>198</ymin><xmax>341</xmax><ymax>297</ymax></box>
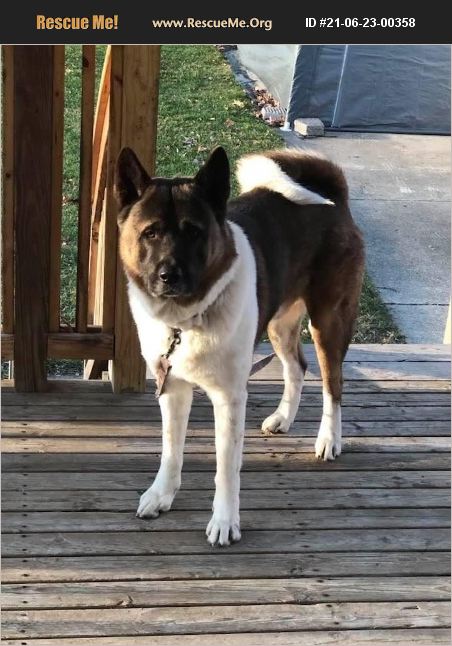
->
<box><xmin>155</xmin><ymin>355</ymin><xmax>172</xmax><ymax>398</ymax></box>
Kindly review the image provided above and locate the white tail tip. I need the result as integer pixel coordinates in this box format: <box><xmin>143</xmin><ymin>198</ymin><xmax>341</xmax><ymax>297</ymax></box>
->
<box><xmin>236</xmin><ymin>154</ymin><xmax>334</xmax><ymax>206</ymax></box>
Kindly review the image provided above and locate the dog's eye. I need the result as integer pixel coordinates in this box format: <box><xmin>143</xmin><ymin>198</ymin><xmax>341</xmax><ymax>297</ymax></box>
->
<box><xmin>142</xmin><ymin>224</ymin><xmax>160</xmax><ymax>240</ymax></box>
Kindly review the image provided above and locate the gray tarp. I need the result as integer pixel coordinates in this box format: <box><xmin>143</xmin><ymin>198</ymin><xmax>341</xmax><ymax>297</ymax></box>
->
<box><xmin>287</xmin><ymin>45</ymin><xmax>451</xmax><ymax>134</ymax></box>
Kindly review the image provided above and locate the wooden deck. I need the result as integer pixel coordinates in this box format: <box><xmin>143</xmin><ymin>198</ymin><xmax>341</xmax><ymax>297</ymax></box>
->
<box><xmin>1</xmin><ymin>343</ymin><xmax>451</xmax><ymax>645</ymax></box>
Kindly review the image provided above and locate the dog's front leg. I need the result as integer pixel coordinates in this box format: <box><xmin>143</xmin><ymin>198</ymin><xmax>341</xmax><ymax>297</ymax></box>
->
<box><xmin>205</xmin><ymin>389</ymin><xmax>247</xmax><ymax>546</ymax></box>
<box><xmin>137</xmin><ymin>378</ymin><xmax>193</xmax><ymax>518</ymax></box>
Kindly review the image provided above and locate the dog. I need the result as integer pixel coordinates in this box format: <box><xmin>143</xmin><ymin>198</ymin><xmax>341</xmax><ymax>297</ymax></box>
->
<box><xmin>114</xmin><ymin>146</ymin><xmax>364</xmax><ymax>546</ymax></box>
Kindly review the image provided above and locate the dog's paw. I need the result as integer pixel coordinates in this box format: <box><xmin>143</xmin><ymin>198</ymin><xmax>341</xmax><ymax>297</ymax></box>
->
<box><xmin>261</xmin><ymin>411</ymin><xmax>291</xmax><ymax>435</ymax></box>
<box><xmin>315</xmin><ymin>431</ymin><xmax>341</xmax><ymax>461</ymax></box>
<box><xmin>136</xmin><ymin>486</ymin><xmax>176</xmax><ymax>518</ymax></box>
<box><xmin>206</xmin><ymin>514</ymin><xmax>241</xmax><ymax>547</ymax></box>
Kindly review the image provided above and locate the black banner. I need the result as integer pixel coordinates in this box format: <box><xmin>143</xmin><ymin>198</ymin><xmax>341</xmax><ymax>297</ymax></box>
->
<box><xmin>0</xmin><ymin>1</ymin><xmax>450</xmax><ymax>44</ymax></box>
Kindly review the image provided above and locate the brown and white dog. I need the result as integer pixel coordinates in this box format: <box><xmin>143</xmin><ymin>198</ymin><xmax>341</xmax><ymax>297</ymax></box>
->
<box><xmin>115</xmin><ymin>146</ymin><xmax>364</xmax><ymax>546</ymax></box>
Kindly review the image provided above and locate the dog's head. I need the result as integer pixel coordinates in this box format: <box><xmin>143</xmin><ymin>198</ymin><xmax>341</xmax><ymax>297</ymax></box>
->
<box><xmin>114</xmin><ymin>146</ymin><xmax>236</xmax><ymax>302</ymax></box>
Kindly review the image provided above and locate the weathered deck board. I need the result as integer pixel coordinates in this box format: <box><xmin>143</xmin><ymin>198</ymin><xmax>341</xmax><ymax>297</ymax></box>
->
<box><xmin>3</xmin><ymin>419</ymin><xmax>450</xmax><ymax>437</ymax></box>
<box><xmin>255</xmin><ymin>343</ymin><xmax>452</xmax><ymax>361</ymax></box>
<box><xmin>3</xmin><ymin>576</ymin><xmax>449</xmax><ymax>610</ymax></box>
<box><xmin>254</xmin><ymin>360</ymin><xmax>450</xmax><ymax>381</ymax></box>
<box><xmin>3</xmin><ymin>487</ymin><xmax>450</xmax><ymax>512</ymax></box>
<box><xmin>3</xmin><ymin>403</ymin><xmax>449</xmax><ymax>421</ymax></box>
<box><xmin>1</xmin><ymin>344</ymin><xmax>450</xmax><ymax>644</ymax></box>
<box><xmin>2</xmin><ymin>435</ymin><xmax>449</xmax><ymax>453</ymax></box>
<box><xmin>3</xmin><ymin>508</ymin><xmax>450</xmax><ymax>532</ymax></box>
<box><xmin>3</xmin><ymin>552</ymin><xmax>449</xmax><ymax>583</ymax></box>
<box><xmin>3</xmin><ymin>470</ymin><xmax>449</xmax><ymax>490</ymax></box>
<box><xmin>2</xmin><ymin>628</ymin><xmax>451</xmax><ymax>646</ymax></box>
<box><xmin>3</xmin><ymin>528</ymin><xmax>450</xmax><ymax>557</ymax></box>
<box><xmin>3</xmin><ymin>390</ymin><xmax>450</xmax><ymax>407</ymax></box>
<box><xmin>3</xmin><ymin>601</ymin><xmax>450</xmax><ymax>638</ymax></box>
<box><xmin>3</xmin><ymin>451</ymin><xmax>449</xmax><ymax>471</ymax></box>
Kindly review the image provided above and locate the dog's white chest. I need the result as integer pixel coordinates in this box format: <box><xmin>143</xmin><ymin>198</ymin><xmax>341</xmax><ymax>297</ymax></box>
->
<box><xmin>130</xmin><ymin>303</ymin><xmax>236</xmax><ymax>389</ymax></box>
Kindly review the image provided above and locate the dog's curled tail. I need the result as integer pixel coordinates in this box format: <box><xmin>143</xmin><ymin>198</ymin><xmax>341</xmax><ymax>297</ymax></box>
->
<box><xmin>236</xmin><ymin>149</ymin><xmax>349</xmax><ymax>207</ymax></box>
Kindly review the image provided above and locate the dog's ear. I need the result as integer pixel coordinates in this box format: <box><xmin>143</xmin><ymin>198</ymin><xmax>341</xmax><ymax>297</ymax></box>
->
<box><xmin>195</xmin><ymin>146</ymin><xmax>230</xmax><ymax>221</ymax></box>
<box><xmin>114</xmin><ymin>147</ymin><xmax>151</xmax><ymax>213</ymax></box>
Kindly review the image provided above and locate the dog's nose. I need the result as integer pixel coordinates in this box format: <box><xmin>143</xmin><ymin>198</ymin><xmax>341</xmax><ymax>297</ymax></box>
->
<box><xmin>159</xmin><ymin>263</ymin><xmax>182</xmax><ymax>285</ymax></box>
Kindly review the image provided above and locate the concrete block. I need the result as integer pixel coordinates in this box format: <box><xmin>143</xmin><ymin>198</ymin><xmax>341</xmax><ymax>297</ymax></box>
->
<box><xmin>293</xmin><ymin>117</ymin><xmax>325</xmax><ymax>137</ymax></box>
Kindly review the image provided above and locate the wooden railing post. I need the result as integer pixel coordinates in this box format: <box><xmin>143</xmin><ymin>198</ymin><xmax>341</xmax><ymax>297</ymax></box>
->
<box><xmin>48</xmin><ymin>46</ymin><xmax>65</xmax><ymax>333</ymax></box>
<box><xmin>108</xmin><ymin>45</ymin><xmax>161</xmax><ymax>393</ymax></box>
<box><xmin>84</xmin><ymin>46</ymin><xmax>111</xmax><ymax>380</ymax></box>
<box><xmin>12</xmin><ymin>47</ymin><xmax>57</xmax><ymax>391</ymax></box>
<box><xmin>1</xmin><ymin>46</ymin><xmax>15</xmax><ymax>340</ymax></box>
<box><xmin>76</xmin><ymin>45</ymin><xmax>96</xmax><ymax>333</ymax></box>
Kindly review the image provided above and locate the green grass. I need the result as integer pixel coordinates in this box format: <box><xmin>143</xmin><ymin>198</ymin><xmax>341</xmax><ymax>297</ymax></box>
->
<box><xmin>156</xmin><ymin>46</ymin><xmax>278</xmax><ymax>186</ymax></box>
<box><xmin>57</xmin><ymin>44</ymin><xmax>403</xmax><ymax>356</ymax></box>
<box><xmin>353</xmin><ymin>275</ymin><xmax>404</xmax><ymax>343</ymax></box>
<box><xmin>60</xmin><ymin>47</ymin><xmax>83</xmax><ymax>327</ymax></box>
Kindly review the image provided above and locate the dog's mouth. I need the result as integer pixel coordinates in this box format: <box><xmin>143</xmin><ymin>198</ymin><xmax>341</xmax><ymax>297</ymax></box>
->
<box><xmin>149</xmin><ymin>280</ymin><xmax>193</xmax><ymax>300</ymax></box>
<box><xmin>157</xmin><ymin>289</ymin><xmax>185</xmax><ymax>298</ymax></box>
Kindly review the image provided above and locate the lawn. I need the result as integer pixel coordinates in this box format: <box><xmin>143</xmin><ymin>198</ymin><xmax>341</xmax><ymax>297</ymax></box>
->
<box><xmin>58</xmin><ymin>45</ymin><xmax>403</xmax><ymax>363</ymax></box>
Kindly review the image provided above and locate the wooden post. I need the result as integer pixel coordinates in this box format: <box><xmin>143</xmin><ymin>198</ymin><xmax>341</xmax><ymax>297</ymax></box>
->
<box><xmin>84</xmin><ymin>47</ymin><xmax>110</xmax><ymax>380</ymax></box>
<box><xmin>1</xmin><ymin>46</ymin><xmax>15</xmax><ymax>338</ymax></box>
<box><xmin>91</xmin><ymin>46</ymin><xmax>111</xmax><ymax>200</ymax></box>
<box><xmin>76</xmin><ymin>45</ymin><xmax>96</xmax><ymax>332</ymax></box>
<box><xmin>102</xmin><ymin>46</ymin><xmax>124</xmax><ymax>337</ymax></box>
<box><xmin>87</xmin><ymin>46</ymin><xmax>111</xmax><ymax>325</ymax></box>
<box><xmin>13</xmin><ymin>47</ymin><xmax>56</xmax><ymax>391</ymax></box>
<box><xmin>108</xmin><ymin>46</ymin><xmax>161</xmax><ymax>393</ymax></box>
<box><xmin>48</xmin><ymin>45</ymin><xmax>65</xmax><ymax>332</ymax></box>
